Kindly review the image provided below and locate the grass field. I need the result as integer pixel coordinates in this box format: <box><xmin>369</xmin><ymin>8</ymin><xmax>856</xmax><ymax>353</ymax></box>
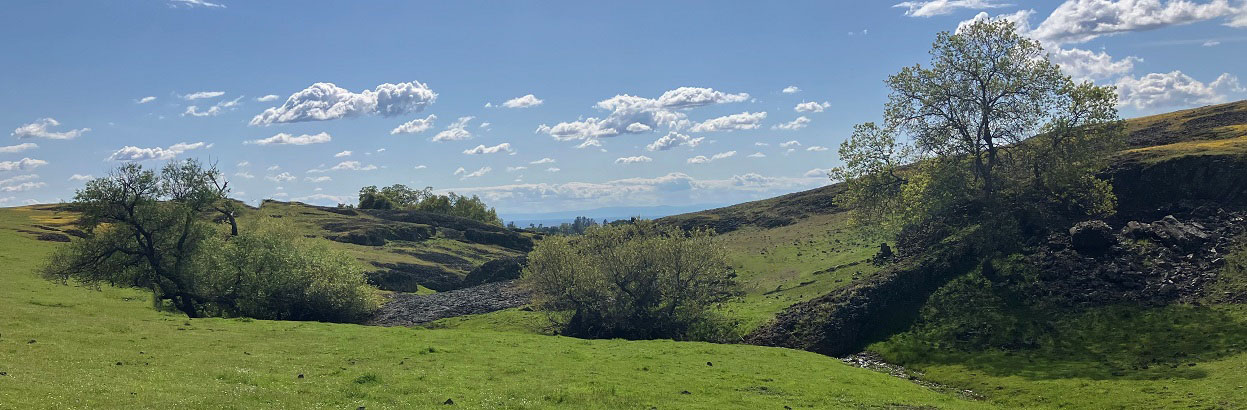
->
<box><xmin>0</xmin><ymin>205</ymin><xmax>984</xmax><ymax>409</ymax></box>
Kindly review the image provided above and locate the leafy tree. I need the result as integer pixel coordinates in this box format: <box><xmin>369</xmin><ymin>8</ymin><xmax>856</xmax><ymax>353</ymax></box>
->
<box><xmin>523</xmin><ymin>221</ymin><xmax>738</xmax><ymax>340</ymax></box>
<box><xmin>44</xmin><ymin>159</ymin><xmax>378</xmax><ymax>321</ymax></box>
<box><xmin>832</xmin><ymin>19</ymin><xmax>1122</xmax><ymax>245</ymax></box>
<box><xmin>356</xmin><ymin>184</ymin><xmax>501</xmax><ymax>225</ymax></box>
<box><xmin>43</xmin><ymin>160</ymin><xmax>234</xmax><ymax>317</ymax></box>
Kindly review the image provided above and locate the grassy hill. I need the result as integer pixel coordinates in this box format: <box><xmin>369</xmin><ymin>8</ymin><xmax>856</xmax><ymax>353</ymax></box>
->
<box><xmin>0</xmin><ymin>205</ymin><xmax>985</xmax><ymax>409</ymax></box>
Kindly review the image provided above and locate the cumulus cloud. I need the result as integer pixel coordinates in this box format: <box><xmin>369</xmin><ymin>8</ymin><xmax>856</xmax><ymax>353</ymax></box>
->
<box><xmin>536</xmin><ymin>87</ymin><xmax>749</xmax><ymax>141</ymax></box>
<box><xmin>234</xmin><ymin>170</ymin><xmax>254</xmax><ymax>179</ymax></box>
<box><xmin>1031</xmin><ymin>0</ymin><xmax>1239</xmax><ymax>44</ymax></box>
<box><xmin>894</xmin><ymin>0</ymin><xmax>1012</xmax><ymax>17</ymax></box>
<box><xmin>249</xmin><ymin>81</ymin><xmax>437</xmax><ymax>126</ymax></box>
<box><xmin>327</xmin><ymin>161</ymin><xmax>378</xmax><ymax>172</ymax></box>
<box><xmin>615</xmin><ymin>155</ymin><xmax>653</xmax><ymax>164</ymax></box>
<box><xmin>502</xmin><ymin>94</ymin><xmax>544</xmax><ymax>108</ymax></box>
<box><xmin>12</xmin><ymin>118</ymin><xmax>90</xmax><ymax>140</ymax></box>
<box><xmin>1115</xmin><ymin>71</ymin><xmax>1244</xmax><ymax>110</ymax></box>
<box><xmin>68</xmin><ymin>174</ymin><xmax>93</xmax><ymax>181</ymax></box>
<box><xmin>794</xmin><ymin>101</ymin><xmax>831</xmax><ymax>113</ymax></box>
<box><xmin>576</xmin><ymin>139</ymin><xmax>603</xmax><ymax>149</ymax></box>
<box><xmin>335</xmin><ymin>151</ymin><xmax>352</xmax><ymax>157</ymax></box>
<box><xmin>305</xmin><ymin>176</ymin><xmax>332</xmax><ymax>183</ymax></box>
<box><xmin>266</xmin><ymin>172</ymin><xmax>295</xmax><ymax>183</ymax></box>
<box><xmin>804</xmin><ymin>168</ymin><xmax>833</xmax><ymax>177</ymax></box>
<box><xmin>0</xmin><ymin>174</ymin><xmax>39</xmax><ymax>186</ymax></box>
<box><xmin>782</xmin><ymin>86</ymin><xmax>802</xmax><ymax>94</ymax></box>
<box><xmin>108</xmin><ymin>142</ymin><xmax>208</xmax><ymax>161</ymax></box>
<box><xmin>688</xmin><ymin>151</ymin><xmax>736</xmax><ymax>164</ymax></box>
<box><xmin>390</xmin><ymin>114</ymin><xmax>437</xmax><ymax>135</ymax></box>
<box><xmin>136</xmin><ymin>96</ymin><xmax>157</xmax><ymax>104</ymax></box>
<box><xmin>531</xmin><ymin>157</ymin><xmax>556</xmax><ymax>164</ymax></box>
<box><xmin>0</xmin><ymin>143</ymin><xmax>38</xmax><ymax>153</ymax></box>
<box><xmin>773</xmin><ymin>116</ymin><xmax>812</xmax><ymax>130</ymax></box>
<box><xmin>689</xmin><ymin>111</ymin><xmax>767</xmax><ymax>132</ymax></box>
<box><xmin>246</xmin><ymin>132</ymin><xmax>332</xmax><ymax>146</ymax></box>
<box><xmin>463</xmin><ymin>142</ymin><xmax>514</xmax><ymax>155</ymax></box>
<box><xmin>748</xmin><ymin>152</ymin><xmax>767</xmax><ymax>158</ymax></box>
<box><xmin>256</xmin><ymin>94</ymin><xmax>280</xmax><ymax>102</ymax></box>
<box><xmin>0</xmin><ymin>181</ymin><xmax>45</xmax><ymax>192</ymax></box>
<box><xmin>807</xmin><ymin>146</ymin><xmax>829</xmax><ymax>152</ymax></box>
<box><xmin>432</xmin><ymin>116</ymin><xmax>474</xmax><ymax>142</ymax></box>
<box><xmin>168</xmin><ymin>0</ymin><xmax>225</xmax><ymax>8</ymax></box>
<box><xmin>183</xmin><ymin>96</ymin><xmax>242</xmax><ymax>117</ymax></box>
<box><xmin>547</xmin><ymin>167</ymin><xmax>561</xmax><ymax>172</ymax></box>
<box><xmin>0</xmin><ymin>158</ymin><xmax>48</xmax><ymax>172</ymax></box>
<box><xmin>455</xmin><ymin>166</ymin><xmax>492</xmax><ymax>179</ymax></box>
<box><xmin>1049</xmin><ymin>46</ymin><xmax>1141</xmax><ymax>81</ymax></box>
<box><xmin>780</xmin><ymin>140</ymin><xmax>802</xmax><ymax>148</ymax></box>
<box><xmin>507</xmin><ymin>166</ymin><xmax>528</xmax><ymax>172</ymax></box>
<box><xmin>645</xmin><ymin>132</ymin><xmax>705</xmax><ymax>151</ymax></box>
<box><xmin>182</xmin><ymin>91</ymin><xmax>224</xmax><ymax>100</ymax></box>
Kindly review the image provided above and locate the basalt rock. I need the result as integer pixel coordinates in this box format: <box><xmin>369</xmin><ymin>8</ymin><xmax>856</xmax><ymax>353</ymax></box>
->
<box><xmin>1069</xmin><ymin>220</ymin><xmax>1116</xmax><ymax>255</ymax></box>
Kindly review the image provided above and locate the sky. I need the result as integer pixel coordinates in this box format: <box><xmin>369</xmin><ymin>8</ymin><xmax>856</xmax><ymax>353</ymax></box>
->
<box><xmin>2</xmin><ymin>0</ymin><xmax>1245</xmax><ymax>214</ymax></box>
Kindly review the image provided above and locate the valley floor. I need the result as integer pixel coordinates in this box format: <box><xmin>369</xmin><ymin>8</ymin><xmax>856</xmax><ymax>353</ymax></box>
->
<box><xmin>0</xmin><ymin>206</ymin><xmax>980</xmax><ymax>409</ymax></box>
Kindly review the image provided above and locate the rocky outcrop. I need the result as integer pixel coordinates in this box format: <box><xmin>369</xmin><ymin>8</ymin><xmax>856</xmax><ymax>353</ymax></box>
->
<box><xmin>368</xmin><ymin>280</ymin><xmax>532</xmax><ymax>326</ymax></box>
<box><xmin>1069</xmin><ymin>220</ymin><xmax>1116</xmax><ymax>254</ymax></box>
<box><xmin>367</xmin><ymin>262</ymin><xmax>463</xmax><ymax>292</ymax></box>
<box><xmin>462</xmin><ymin>256</ymin><xmax>527</xmax><ymax>287</ymax></box>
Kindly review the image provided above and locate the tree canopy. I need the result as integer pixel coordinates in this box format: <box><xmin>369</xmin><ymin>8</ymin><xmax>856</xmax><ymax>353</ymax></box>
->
<box><xmin>832</xmin><ymin>19</ymin><xmax>1123</xmax><ymax>247</ymax></box>
<box><xmin>357</xmin><ymin>184</ymin><xmax>501</xmax><ymax>226</ymax></box>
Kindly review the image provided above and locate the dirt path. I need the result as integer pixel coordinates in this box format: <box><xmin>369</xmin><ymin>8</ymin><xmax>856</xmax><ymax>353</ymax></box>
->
<box><xmin>367</xmin><ymin>280</ymin><xmax>531</xmax><ymax>327</ymax></box>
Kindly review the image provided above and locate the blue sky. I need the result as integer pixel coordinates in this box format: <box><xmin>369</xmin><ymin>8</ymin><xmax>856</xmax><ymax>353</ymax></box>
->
<box><xmin>2</xmin><ymin>0</ymin><xmax>1245</xmax><ymax>214</ymax></box>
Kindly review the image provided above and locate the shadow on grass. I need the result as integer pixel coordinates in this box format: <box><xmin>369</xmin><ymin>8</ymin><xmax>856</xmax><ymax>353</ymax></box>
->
<box><xmin>877</xmin><ymin>304</ymin><xmax>1247</xmax><ymax>381</ymax></box>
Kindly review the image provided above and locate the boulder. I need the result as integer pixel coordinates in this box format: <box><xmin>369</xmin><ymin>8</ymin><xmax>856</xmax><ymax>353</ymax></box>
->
<box><xmin>1148</xmin><ymin>215</ymin><xmax>1210</xmax><ymax>252</ymax></box>
<box><xmin>462</xmin><ymin>256</ymin><xmax>527</xmax><ymax>286</ymax></box>
<box><xmin>1069</xmin><ymin>220</ymin><xmax>1116</xmax><ymax>254</ymax></box>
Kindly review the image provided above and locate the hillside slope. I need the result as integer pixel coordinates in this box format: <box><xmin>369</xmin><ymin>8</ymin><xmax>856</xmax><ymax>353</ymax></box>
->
<box><xmin>0</xmin><ymin>205</ymin><xmax>985</xmax><ymax>409</ymax></box>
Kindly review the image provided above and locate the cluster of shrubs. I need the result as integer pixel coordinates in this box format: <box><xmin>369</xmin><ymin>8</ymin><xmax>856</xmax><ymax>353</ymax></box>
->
<box><xmin>354</xmin><ymin>184</ymin><xmax>500</xmax><ymax>226</ymax></box>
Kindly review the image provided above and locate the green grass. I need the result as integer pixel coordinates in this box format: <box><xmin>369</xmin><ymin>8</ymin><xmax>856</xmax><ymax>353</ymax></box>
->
<box><xmin>0</xmin><ymin>205</ymin><xmax>984</xmax><ymax>409</ymax></box>
<box><xmin>716</xmin><ymin>212</ymin><xmax>891</xmax><ymax>332</ymax></box>
<box><xmin>867</xmin><ymin>246</ymin><xmax>1247</xmax><ymax>409</ymax></box>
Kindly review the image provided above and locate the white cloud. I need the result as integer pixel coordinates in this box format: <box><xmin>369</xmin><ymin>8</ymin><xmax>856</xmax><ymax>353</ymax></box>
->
<box><xmin>794</xmin><ymin>101</ymin><xmax>831</xmax><ymax>113</ymax></box>
<box><xmin>782</xmin><ymin>86</ymin><xmax>802</xmax><ymax>94</ymax></box>
<box><xmin>182</xmin><ymin>91</ymin><xmax>224</xmax><ymax>100</ymax></box>
<box><xmin>646</xmin><ymin>131</ymin><xmax>705</xmax><ymax>151</ymax></box>
<box><xmin>780</xmin><ymin>140</ymin><xmax>802</xmax><ymax>148</ymax></box>
<box><xmin>502</xmin><ymin>94</ymin><xmax>544</xmax><ymax>108</ymax></box>
<box><xmin>250</xmin><ymin>81</ymin><xmax>437</xmax><ymax>126</ymax></box>
<box><xmin>234</xmin><ymin>170</ymin><xmax>255</xmax><ymax>179</ymax></box>
<box><xmin>432</xmin><ymin>116</ymin><xmax>474</xmax><ymax>142</ymax></box>
<box><xmin>1203</xmin><ymin>40</ymin><xmax>1222</xmax><ymax>46</ymax></box>
<box><xmin>463</xmin><ymin>142</ymin><xmax>514</xmax><ymax>155</ymax></box>
<box><xmin>0</xmin><ymin>143</ymin><xmax>38</xmax><ymax>153</ymax></box>
<box><xmin>256</xmin><ymin>94</ymin><xmax>280</xmax><ymax>102</ymax></box>
<box><xmin>806</xmin><ymin>146</ymin><xmax>829</xmax><ymax>152</ymax></box>
<box><xmin>0</xmin><ymin>181</ymin><xmax>45</xmax><ymax>192</ymax></box>
<box><xmin>615</xmin><ymin>155</ymin><xmax>653</xmax><ymax>164</ymax></box>
<box><xmin>536</xmin><ymin>87</ymin><xmax>749</xmax><ymax>141</ymax></box>
<box><xmin>183</xmin><ymin>96</ymin><xmax>242</xmax><ymax>117</ymax></box>
<box><xmin>12</xmin><ymin>118</ymin><xmax>90</xmax><ymax>140</ymax></box>
<box><xmin>68</xmin><ymin>174</ymin><xmax>93</xmax><ymax>182</ymax></box>
<box><xmin>236</xmin><ymin>161</ymin><xmax>250</xmax><ymax>167</ymax></box>
<box><xmin>267</xmin><ymin>165</ymin><xmax>281</xmax><ymax>171</ymax></box>
<box><xmin>107</xmin><ymin>142</ymin><xmax>208</xmax><ymax>161</ymax></box>
<box><xmin>689</xmin><ymin>111</ymin><xmax>767</xmax><ymax>132</ymax></box>
<box><xmin>531</xmin><ymin>157</ymin><xmax>556</xmax><ymax>164</ymax></box>
<box><xmin>0</xmin><ymin>158</ymin><xmax>48</xmax><ymax>172</ymax></box>
<box><xmin>136</xmin><ymin>96</ymin><xmax>157</xmax><ymax>104</ymax></box>
<box><xmin>894</xmin><ymin>0</ymin><xmax>1011</xmax><ymax>17</ymax></box>
<box><xmin>168</xmin><ymin>0</ymin><xmax>225</xmax><ymax>8</ymax></box>
<box><xmin>748</xmin><ymin>152</ymin><xmax>767</xmax><ymax>158</ymax></box>
<box><xmin>480</xmin><ymin>122</ymin><xmax>492</xmax><ymax>128</ymax></box>
<box><xmin>576</xmin><ymin>139</ymin><xmax>603</xmax><ymax>149</ymax></box>
<box><xmin>391</xmin><ymin>114</ymin><xmax>437</xmax><ymax>135</ymax></box>
<box><xmin>547</xmin><ymin>167</ymin><xmax>561</xmax><ymax>172</ymax></box>
<box><xmin>1049</xmin><ymin>46</ymin><xmax>1141</xmax><ymax>81</ymax></box>
<box><xmin>1115</xmin><ymin>71</ymin><xmax>1244</xmax><ymax>110</ymax></box>
<box><xmin>755</xmin><ymin>142</ymin><xmax>770</xmax><ymax>146</ymax></box>
<box><xmin>0</xmin><ymin>174</ymin><xmax>39</xmax><ymax>186</ymax></box>
<box><xmin>687</xmin><ymin>151</ymin><xmax>736</xmax><ymax>164</ymax></box>
<box><xmin>507</xmin><ymin>166</ymin><xmax>528</xmax><ymax>172</ymax></box>
<box><xmin>1032</xmin><ymin>0</ymin><xmax>1239</xmax><ymax>44</ymax></box>
<box><xmin>956</xmin><ymin>9</ymin><xmax>1035</xmax><ymax>34</ymax></box>
<box><xmin>305</xmin><ymin>176</ymin><xmax>332</xmax><ymax>183</ymax></box>
<box><xmin>773</xmin><ymin>116</ymin><xmax>812</xmax><ymax>130</ymax></box>
<box><xmin>414</xmin><ymin>165</ymin><xmax>428</xmax><ymax>170</ymax></box>
<box><xmin>266</xmin><ymin>172</ymin><xmax>295</xmax><ymax>183</ymax></box>
<box><xmin>335</xmin><ymin>150</ymin><xmax>352</xmax><ymax>157</ymax></box>
<box><xmin>804</xmin><ymin>168</ymin><xmax>833</xmax><ymax>177</ymax></box>
<box><xmin>325</xmin><ymin>161</ymin><xmax>378</xmax><ymax>172</ymax></box>
<box><xmin>455</xmin><ymin>166</ymin><xmax>492</xmax><ymax>179</ymax></box>
<box><xmin>246</xmin><ymin>132</ymin><xmax>332</xmax><ymax>146</ymax></box>
<box><xmin>292</xmin><ymin>193</ymin><xmax>349</xmax><ymax>204</ymax></box>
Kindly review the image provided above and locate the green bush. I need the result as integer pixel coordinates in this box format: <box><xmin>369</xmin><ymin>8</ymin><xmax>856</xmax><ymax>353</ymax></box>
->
<box><xmin>522</xmin><ymin>221</ymin><xmax>738</xmax><ymax>340</ymax></box>
<box><xmin>200</xmin><ymin>219</ymin><xmax>379</xmax><ymax>322</ymax></box>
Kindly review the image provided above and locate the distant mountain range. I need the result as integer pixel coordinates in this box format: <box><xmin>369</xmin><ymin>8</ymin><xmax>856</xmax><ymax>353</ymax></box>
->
<box><xmin>500</xmin><ymin>204</ymin><xmax>725</xmax><ymax>227</ymax></box>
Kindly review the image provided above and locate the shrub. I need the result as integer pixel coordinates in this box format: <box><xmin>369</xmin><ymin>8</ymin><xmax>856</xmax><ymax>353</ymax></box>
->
<box><xmin>522</xmin><ymin>221</ymin><xmax>737</xmax><ymax>340</ymax></box>
<box><xmin>200</xmin><ymin>219</ymin><xmax>379</xmax><ymax>322</ymax></box>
